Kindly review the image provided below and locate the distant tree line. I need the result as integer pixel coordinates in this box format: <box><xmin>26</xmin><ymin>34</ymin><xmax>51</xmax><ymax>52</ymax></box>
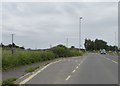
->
<box><xmin>84</xmin><ymin>39</ymin><xmax>118</xmax><ymax>51</ymax></box>
<box><xmin>0</xmin><ymin>43</ymin><xmax>25</xmax><ymax>49</ymax></box>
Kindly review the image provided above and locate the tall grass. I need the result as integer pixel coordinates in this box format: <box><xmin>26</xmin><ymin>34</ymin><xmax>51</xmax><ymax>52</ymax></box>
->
<box><xmin>2</xmin><ymin>45</ymin><xmax>83</xmax><ymax>70</ymax></box>
<box><xmin>0</xmin><ymin>47</ymin><xmax>2</xmax><ymax>70</ymax></box>
<box><xmin>69</xmin><ymin>49</ymin><xmax>83</xmax><ymax>56</ymax></box>
<box><xmin>2</xmin><ymin>50</ymin><xmax>56</xmax><ymax>70</ymax></box>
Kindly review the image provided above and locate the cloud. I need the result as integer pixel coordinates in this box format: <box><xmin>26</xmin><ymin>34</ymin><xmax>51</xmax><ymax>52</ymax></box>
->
<box><xmin>2</xmin><ymin>2</ymin><xmax>118</xmax><ymax>49</ymax></box>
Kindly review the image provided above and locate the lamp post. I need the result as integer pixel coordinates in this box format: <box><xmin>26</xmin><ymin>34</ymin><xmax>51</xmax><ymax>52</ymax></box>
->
<box><xmin>115</xmin><ymin>32</ymin><xmax>117</xmax><ymax>53</ymax></box>
<box><xmin>79</xmin><ymin>17</ymin><xmax>82</xmax><ymax>51</ymax></box>
<box><xmin>66</xmin><ymin>38</ymin><xmax>68</xmax><ymax>48</ymax></box>
<box><xmin>11</xmin><ymin>34</ymin><xmax>14</xmax><ymax>54</ymax></box>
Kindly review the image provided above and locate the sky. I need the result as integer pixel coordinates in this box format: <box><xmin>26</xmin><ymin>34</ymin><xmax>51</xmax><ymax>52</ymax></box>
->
<box><xmin>1</xmin><ymin>2</ymin><xmax>118</xmax><ymax>49</ymax></box>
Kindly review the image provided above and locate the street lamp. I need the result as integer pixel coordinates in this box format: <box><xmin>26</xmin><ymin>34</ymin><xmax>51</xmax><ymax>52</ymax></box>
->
<box><xmin>79</xmin><ymin>17</ymin><xmax>82</xmax><ymax>51</ymax></box>
<box><xmin>11</xmin><ymin>34</ymin><xmax>14</xmax><ymax>54</ymax></box>
<box><xmin>115</xmin><ymin>32</ymin><xmax>117</xmax><ymax>53</ymax></box>
<box><xmin>66</xmin><ymin>38</ymin><xmax>68</xmax><ymax>48</ymax></box>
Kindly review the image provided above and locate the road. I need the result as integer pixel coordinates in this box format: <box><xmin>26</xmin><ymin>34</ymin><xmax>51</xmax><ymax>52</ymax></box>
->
<box><xmin>19</xmin><ymin>53</ymin><xmax>118</xmax><ymax>84</ymax></box>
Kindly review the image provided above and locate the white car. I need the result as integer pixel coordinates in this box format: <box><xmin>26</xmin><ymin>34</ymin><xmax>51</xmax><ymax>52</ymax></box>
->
<box><xmin>100</xmin><ymin>49</ymin><xmax>106</xmax><ymax>54</ymax></box>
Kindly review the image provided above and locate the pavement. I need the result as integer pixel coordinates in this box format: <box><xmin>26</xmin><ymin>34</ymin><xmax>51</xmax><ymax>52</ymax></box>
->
<box><xmin>16</xmin><ymin>53</ymin><xmax>118</xmax><ymax>84</ymax></box>
<box><xmin>2</xmin><ymin>58</ymin><xmax>62</xmax><ymax>80</ymax></box>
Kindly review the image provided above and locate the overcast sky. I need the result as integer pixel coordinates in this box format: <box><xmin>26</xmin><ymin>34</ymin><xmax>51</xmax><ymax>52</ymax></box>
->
<box><xmin>2</xmin><ymin>2</ymin><xmax>118</xmax><ymax>49</ymax></box>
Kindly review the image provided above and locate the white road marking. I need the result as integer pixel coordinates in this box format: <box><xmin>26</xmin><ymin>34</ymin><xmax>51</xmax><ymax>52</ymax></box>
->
<box><xmin>106</xmin><ymin>58</ymin><xmax>110</xmax><ymax>60</ymax></box>
<box><xmin>65</xmin><ymin>57</ymin><xmax>87</xmax><ymax>81</ymax></box>
<box><xmin>103</xmin><ymin>57</ymin><xmax>118</xmax><ymax>64</ymax></box>
<box><xmin>66</xmin><ymin>75</ymin><xmax>71</xmax><ymax>80</ymax></box>
<box><xmin>19</xmin><ymin>60</ymin><xmax>61</xmax><ymax>84</ymax></box>
<box><xmin>76</xmin><ymin>66</ymin><xmax>79</xmax><ymax>69</ymax></box>
<box><xmin>72</xmin><ymin>70</ymin><xmax>76</xmax><ymax>73</ymax></box>
<box><xmin>112</xmin><ymin>60</ymin><xmax>118</xmax><ymax>64</ymax></box>
<box><xmin>99</xmin><ymin>54</ymin><xmax>118</xmax><ymax>64</ymax></box>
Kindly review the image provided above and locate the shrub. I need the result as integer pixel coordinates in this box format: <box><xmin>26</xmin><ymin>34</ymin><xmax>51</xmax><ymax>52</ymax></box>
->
<box><xmin>50</xmin><ymin>45</ymin><xmax>70</xmax><ymax>57</ymax></box>
<box><xmin>50</xmin><ymin>45</ymin><xmax>82</xmax><ymax>57</ymax></box>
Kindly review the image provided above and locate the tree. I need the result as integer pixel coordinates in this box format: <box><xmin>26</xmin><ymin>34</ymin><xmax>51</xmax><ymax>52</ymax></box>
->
<box><xmin>20</xmin><ymin>46</ymin><xmax>25</xmax><ymax>49</ymax></box>
<box><xmin>8</xmin><ymin>44</ymin><xmax>12</xmax><ymax>47</ymax></box>
<box><xmin>84</xmin><ymin>39</ymin><xmax>95</xmax><ymax>51</ymax></box>
<box><xmin>84</xmin><ymin>38</ymin><xmax>118</xmax><ymax>51</ymax></box>
<box><xmin>1</xmin><ymin>43</ymin><xmax>25</xmax><ymax>50</ymax></box>
<box><xmin>0</xmin><ymin>43</ymin><xmax>4</xmax><ymax>47</ymax></box>
<box><xmin>95</xmin><ymin>39</ymin><xmax>107</xmax><ymax>50</ymax></box>
<box><xmin>71</xmin><ymin>46</ymin><xmax>75</xmax><ymax>49</ymax></box>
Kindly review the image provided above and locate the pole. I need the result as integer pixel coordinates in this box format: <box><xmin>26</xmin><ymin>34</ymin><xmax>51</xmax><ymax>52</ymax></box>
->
<box><xmin>79</xmin><ymin>17</ymin><xmax>82</xmax><ymax>51</ymax></box>
<box><xmin>115</xmin><ymin>32</ymin><xmax>116</xmax><ymax>52</ymax></box>
<box><xmin>66</xmin><ymin>38</ymin><xmax>68</xmax><ymax>47</ymax></box>
<box><xmin>50</xmin><ymin>44</ymin><xmax>52</xmax><ymax>48</ymax></box>
<box><xmin>11</xmin><ymin>34</ymin><xmax>14</xmax><ymax>54</ymax></box>
<box><xmin>94</xmin><ymin>41</ymin><xmax>95</xmax><ymax>51</ymax></box>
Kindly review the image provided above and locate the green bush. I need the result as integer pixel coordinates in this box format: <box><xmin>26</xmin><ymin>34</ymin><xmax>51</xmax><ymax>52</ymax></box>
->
<box><xmin>50</xmin><ymin>45</ymin><xmax>82</xmax><ymax>57</ymax></box>
<box><xmin>50</xmin><ymin>45</ymin><xmax>69</xmax><ymax>57</ymax></box>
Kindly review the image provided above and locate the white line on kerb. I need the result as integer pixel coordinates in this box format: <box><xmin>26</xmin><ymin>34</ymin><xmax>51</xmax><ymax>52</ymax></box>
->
<box><xmin>19</xmin><ymin>73</ymin><xmax>31</xmax><ymax>79</ymax></box>
<box><xmin>19</xmin><ymin>60</ymin><xmax>61</xmax><ymax>84</ymax></box>
<box><xmin>66</xmin><ymin>75</ymin><xmax>71</xmax><ymax>80</ymax></box>
<box><xmin>72</xmin><ymin>70</ymin><xmax>76</xmax><ymax>73</ymax></box>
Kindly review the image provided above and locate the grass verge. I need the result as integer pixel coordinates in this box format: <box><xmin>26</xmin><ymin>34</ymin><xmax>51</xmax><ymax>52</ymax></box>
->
<box><xmin>25</xmin><ymin>66</ymin><xmax>39</xmax><ymax>73</ymax></box>
<box><xmin>2</xmin><ymin>78</ymin><xmax>17</xmax><ymax>86</ymax></box>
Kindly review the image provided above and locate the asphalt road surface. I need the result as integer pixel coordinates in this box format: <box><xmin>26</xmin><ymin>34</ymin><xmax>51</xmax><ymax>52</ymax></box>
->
<box><xmin>19</xmin><ymin>53</ymin><xmax>118</xmax><ymax>84</ymax></box>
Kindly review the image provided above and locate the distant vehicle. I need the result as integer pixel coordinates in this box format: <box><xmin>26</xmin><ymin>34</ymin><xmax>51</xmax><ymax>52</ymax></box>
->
<box><xmin>100</xmin><ymin>49</ymin><xmax>106</xmax><ymax>54</ymax></box>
